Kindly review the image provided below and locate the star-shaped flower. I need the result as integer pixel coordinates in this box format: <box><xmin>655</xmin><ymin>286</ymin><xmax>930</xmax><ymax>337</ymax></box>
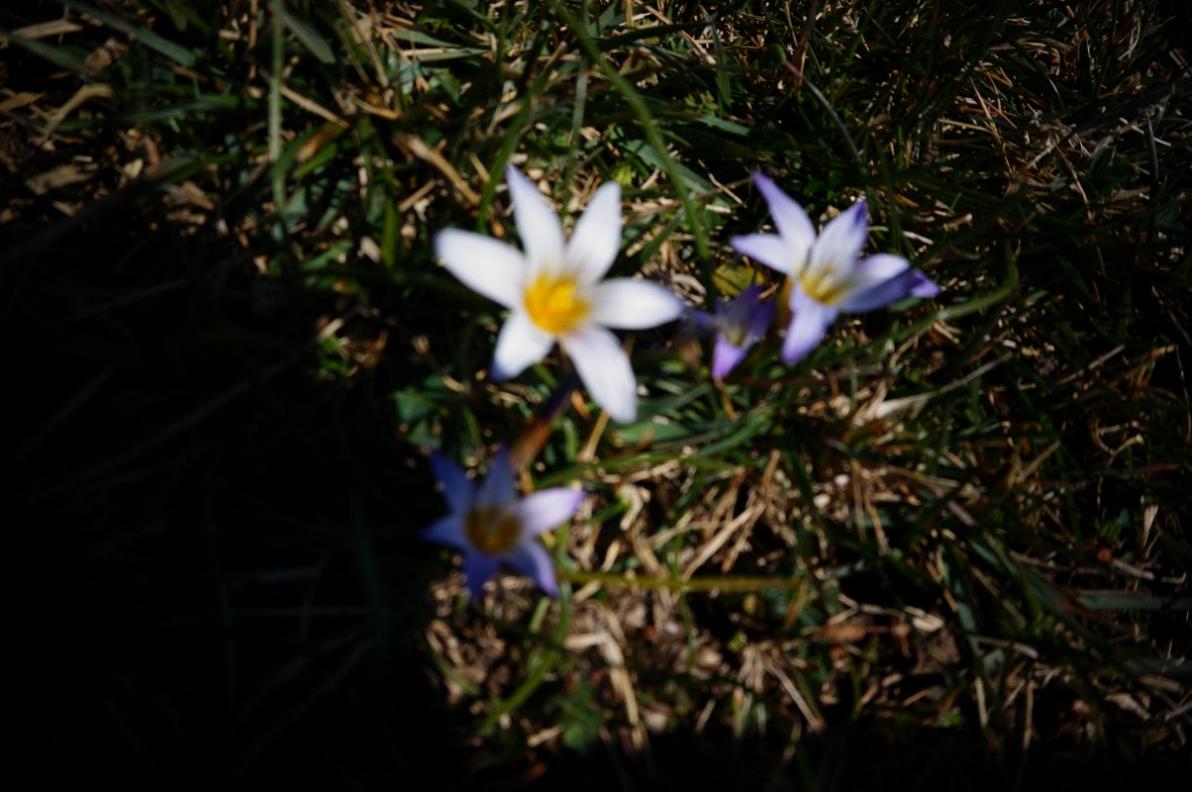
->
<box><xmin>423</xmin><ymin>449</ymin><xmax>584</xmax><ymax>600</ymax></box>
<box><xmin>434</xmin><ymin>166</ymin><xmax>685</xmax><ymax>423</ymax></box>
<box><xmin>730</xmin><ymin>173</ymin><xmax>939</xmax><ymax>365</ymax></box>
<box><xmin>691</xmin><ymin>285</ymin><xmax>775</xmax><ymax>380</ymax></box>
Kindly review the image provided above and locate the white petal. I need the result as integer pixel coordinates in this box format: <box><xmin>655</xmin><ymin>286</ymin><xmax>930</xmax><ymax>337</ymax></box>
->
<box><xmin>590</xmin><ymin>278</ymin><xmax>684</xmax><ymax>329</ymax></box>
<box><xmin>808</xmin><ymin>199</ymin><xmax>867</xmax><ymax>279</ymax></box>
<box><xmin>729</xmin><ymin>233</ymin><xmax>793</xmax><ymax>275</ymax></box>
<box><xmin>434</xmin><ymin>229</ymin><xmax>525</xmax><ymax>308</ymax></box>
<box><xmin>835</xmin><ymin>271</ymin><xmax>923</xmax><ymax>313</ymax></box>
<box><xmin>832</xmin><ymin>255</ymin><xmax>913</xmax><ymax>313</ymax></box>
<box><xmin>847</xmin><ymin>253</ymin><xmax>908</xmax><ymax>289</ymax></box>
<box><xmin>561</xmin><ymin>326</ymin><xmax>638</xmax><ymax>423</ymax></box>
<box><xmin>752</xmin><ymin>173</ymin><xmax>816</xmax><ymax>267</ymax></box>
<box><xmin>505</xmin><ymin>165</ymin><xmax>565</xmax><ymax>273</ymax></box>
<box><xmin>492</xmin><ymin>312</ymin><xmax>555</xmax><ymax>381</ymax></box>
<box><xmin>567</xmin><ymin>181</ymin><xmax>622</xmax><ymax>284</ymax></box>
<box><xmin>516</xmin><ymin>488</ymin><xmax>585</xmax><ymax>537</ymax></box>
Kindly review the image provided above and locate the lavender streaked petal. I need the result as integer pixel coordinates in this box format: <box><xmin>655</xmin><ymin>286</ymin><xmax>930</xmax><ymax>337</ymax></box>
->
<box><xmin>850</xmin><ymin>253</ymin><xmax>910</xmax><ymax>288</ymax></box>
<box><xmin>722</xmin><ymin>285</ymin><xmax>765</xmax><ymax>327</ymax></box>
<box><xmin>689</xmin><ymin>308</ymin><xmax>718</xmax><ymax>333</ymax></box>
<box><xmin>463</xmin><ymin>551</ymin><xmax>499</xmax><ymax>600</ymax></box>
<box><xmin>423</xmin><ymin>515</ymin><xmax>467</xmax><ymax>550</ymax></box>
<box><xmin>712</xmin><ymin>336</ymin><xmax>749</xmax><ymax>380</ymax></box>
<box><xmin>429</xmin><ymin>453</ymin><xmax>472</xmax><ymax>513</ymax></box>
<box><xmin>743</xmin><ymin>294</ymin><xmax>776</xmax><ymax>341</ymax></box>
<box><xmin>517</xmin><ymin>488</ymin><xmax>585</xmax><ymax>537</ymax></box>
<box><xmin>475</xmin><ymin>447</ymin><xmax>516</xmax><ymax>509</ymax></box>
<box><xmin>730</xmin><ymin>232</ymin><xmax>793</xmax><ymax>275</ymax></box>
<box><xmin>505</xmin><ymin>542</ymin><xmax>558</xmax><ymax>596</ymax></box>
<box><xmin>751</xmin><ymin>172</ymin><xmax>816</xmax><ymax>260</ymax></box>
<box><xmin>781</xmin><ymin>288</ymin><xmax>837</xmax><ymax>365</ymax></box>
<box><xmin>808</xmin><ymin>199</ymin><xmax>868</xmax><ymax>276</ymax></box>
<box><xmin>836</xmin><ymin>269</ymin><xmax>933</xmax><ymax>313</ymax></box>
<box><xmin>909</xmin><ymin>270</ymin><xmax>940</xmax><ymax>298</ymax></box>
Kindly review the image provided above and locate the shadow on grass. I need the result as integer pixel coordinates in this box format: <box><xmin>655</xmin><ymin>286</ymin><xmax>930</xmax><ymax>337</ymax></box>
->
<box><xmin>3</xmin><ymin>204</ymin><xmax>470</xmax><ymax>786</ymax></box>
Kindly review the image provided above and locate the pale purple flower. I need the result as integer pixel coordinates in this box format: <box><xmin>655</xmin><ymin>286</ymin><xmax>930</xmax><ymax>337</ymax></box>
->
<box><xmin>434</xmin><ymin>166</ymin><xmax>685</xmax><ymax>423</ymax></box>
<box><xmin>692</xmin><ymin>285</ymin><xmax>775</xmax><ymax>380</ymax></box>
<box><xmin>423</xmin><ymin>449</ymin><xmax>583</xmax><ymax>599</ymax></box>
<box><xmin>730</xmin><ymin>173</ymin><xmax>939</xmax><ymax>365</ymax></box>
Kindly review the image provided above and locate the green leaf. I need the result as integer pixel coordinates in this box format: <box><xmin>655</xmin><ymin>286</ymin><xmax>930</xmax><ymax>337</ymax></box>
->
<box><xmin>61</xmin><ymin>0</ymin><xmax>197</xmax><ymax>67</ymax></box>
<box><xmin>697</xmin><ymin>113</ymin><xmax>751</xmax><ymax>137</ymax></box>
<box><xmin>1</xmin><ymin>31</ymin><xmax>87</xmax><ymax>71</ymax></box>
<box><xmin>281</xmin><ymin>8</ymin><xmax>335</xmax><ymax>65</ymax></box>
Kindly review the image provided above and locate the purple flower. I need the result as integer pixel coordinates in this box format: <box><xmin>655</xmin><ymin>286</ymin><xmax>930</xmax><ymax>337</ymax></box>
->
<box><xmin>423</xmin><ymin>449</ymin><xmax>583</xmax><ymax>600</ymax></box>
<box><xmin>692</xmin><ymin>285</ymin><xmax>775</xmax><ymax>380</ymax></box>
<box><xmin>730</xmin><ymin>173</ymin><xmax>939</xmax><ymax>365</ymax></box>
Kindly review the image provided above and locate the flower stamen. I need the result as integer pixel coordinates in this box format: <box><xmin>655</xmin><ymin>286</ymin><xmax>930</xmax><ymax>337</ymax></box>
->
<box><xmin>799</xmin><ymin>269</ymin><xmax>848</xmax><ymax>305</ymax></box>
<box><xmin>464</xmin><ymin>507</ymin><xmax>520</xmax><ymax>554</ymax></box>
<box><xmin>524</xmin><ymin>273</ymin><xmax>589</xmax><ymax>334</ymax></box>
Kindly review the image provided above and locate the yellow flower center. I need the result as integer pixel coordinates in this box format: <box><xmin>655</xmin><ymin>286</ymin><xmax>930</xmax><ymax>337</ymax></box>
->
<box><xmin>722</xmin><ymin>322</ymin><xmax>748</xmax><ymax>347</ymax></box>
<box><xmin>524</xmin><ymin>273</ymin><xmax>589</xmax><ymax>334</ymax></box>
<box><xmin>798</xmin><ymin>267</ymin><xmax>848</xmax><ymax>305</ymax></box>
<box><xmin>464</xmin><ymin>507</ymin><xmax>520</xmax><ymax>554</ymax></box>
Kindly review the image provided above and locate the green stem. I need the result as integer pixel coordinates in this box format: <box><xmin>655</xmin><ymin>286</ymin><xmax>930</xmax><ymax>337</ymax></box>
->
<box><xmin>884</xmin><ymin>250</ymin><xmax>1020</xmax><ymax>349</ymax></box>
<box><xmin>479</xmin><ymin>574</ymin><xmax>573</xmax><ymax>735</ymax></box>
<box><xmin>559</xmin><ymin>569</ymin><xmax>807</xmax><ymax>592</ymax></box>
<box><xmin>934</xmin><ymin>251</ymin><xmax>1020</xmax><ymax>322</ymax></box>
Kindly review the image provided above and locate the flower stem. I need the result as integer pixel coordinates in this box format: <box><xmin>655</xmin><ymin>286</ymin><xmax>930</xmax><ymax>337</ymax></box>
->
<box><xmin>510</xmin><ymin>373</ymin><xmax>579</xmax><ymax>472</ymax></box>
<box><xmin>558</xmin><ymin>569</ymin><xmax>808</xmax><ymax>593</ymax></box>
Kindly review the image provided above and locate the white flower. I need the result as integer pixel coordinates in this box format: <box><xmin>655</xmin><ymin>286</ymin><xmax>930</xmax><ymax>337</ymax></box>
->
<box><xmin>434</xmin><ymin>166</ymin><xmax>684</xmax><ymax>423</ymax></box>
